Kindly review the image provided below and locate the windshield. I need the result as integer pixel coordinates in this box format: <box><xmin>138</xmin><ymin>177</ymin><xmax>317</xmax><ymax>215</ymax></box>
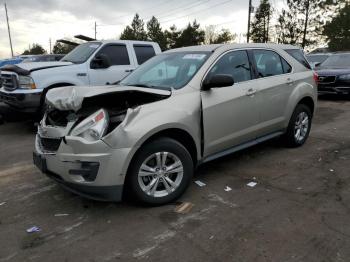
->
<box><xmin>120</xmin><ymin>52</ymin><xmax>211</xmax><ymax>90</ymax></box>
<box><xmin>307</xmin><ymin>55</ymin><xmax>329</xmax><ymax>63</ymax></box>
<box><xmin>320</xmin><ymin>54</ymin><xmax>350</xmax><ymax>68</ymax></box>
<box><xmin>61</xmin><ymin>42</ymin><xmax>102</xmax><ymax>64</ymax></box>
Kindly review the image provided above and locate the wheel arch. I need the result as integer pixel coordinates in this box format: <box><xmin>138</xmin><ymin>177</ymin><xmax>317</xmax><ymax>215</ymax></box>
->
<box><xmin>297</xmin><ymin>96</ymin><xmax>315</xmax><ymax>116</ymax></box>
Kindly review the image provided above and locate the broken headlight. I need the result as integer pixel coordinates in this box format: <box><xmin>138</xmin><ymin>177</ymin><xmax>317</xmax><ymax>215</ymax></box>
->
<box><xmin>70</xmin><ymin>109</ymin><xmax>109</xmax><ymax>141</ymax></box>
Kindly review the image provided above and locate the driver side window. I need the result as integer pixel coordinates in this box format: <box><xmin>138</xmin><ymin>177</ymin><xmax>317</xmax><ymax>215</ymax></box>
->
<box><xmin>208</xmin><ymin>50</ymin><xmax>252</xmax><ymax>84</ymax></box>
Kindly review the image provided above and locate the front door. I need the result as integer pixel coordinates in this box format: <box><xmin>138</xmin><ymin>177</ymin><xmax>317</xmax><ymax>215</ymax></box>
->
<box><xmin>88</xmin><ymin>44</ymin><xmax>135</xmax><ymax>86</ymax></box>
<box><xmin>201</xmin><ymin>50</ymin><xmax>260</xmax><ymax>157</ymax></box>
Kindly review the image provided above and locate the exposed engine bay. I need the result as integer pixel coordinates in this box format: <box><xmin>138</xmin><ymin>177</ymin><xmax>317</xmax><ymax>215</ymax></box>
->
<box><xmin>45</xmin><ymin>88</ymin><xmax>171</xmax><ymax>134</ymax></box>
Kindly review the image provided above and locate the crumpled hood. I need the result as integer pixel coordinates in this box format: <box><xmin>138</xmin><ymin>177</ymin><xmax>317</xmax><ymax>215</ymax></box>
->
<box><xmin>45</xmin><ymin>85</ymin><xmax>171</xmax><ymax>111</ymax></box>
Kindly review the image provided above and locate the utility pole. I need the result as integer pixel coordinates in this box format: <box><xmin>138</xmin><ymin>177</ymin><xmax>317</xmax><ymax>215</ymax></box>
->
<box><xmin>4</xmin><ymin>3</ymin><xmax>14</xmax><ymax>57</ymax></box>
<box><xmin>49</xmin><ymin>38</ymin><xmax>52</xmax><ymax>54</ymax></box>
<box><xmin>247</xmin><ymin>0</ymin><xmax>253</xmax><ymax>43</ymax></box>
<box><xmin>94</xmin><ymin>21</ymin><xmax>97</xmax><ymax>40</ymax></box>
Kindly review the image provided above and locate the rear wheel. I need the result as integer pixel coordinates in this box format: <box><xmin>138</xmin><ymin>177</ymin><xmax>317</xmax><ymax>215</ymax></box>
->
<box><xmin>126</xmin><ymin>137</ymin><xmax>193</xmax><ymax>205</ymax></box>
<box><xmin>283</xmin><ymin>104</ymin><xmax>312</xmax><ymax>147</ymax></box>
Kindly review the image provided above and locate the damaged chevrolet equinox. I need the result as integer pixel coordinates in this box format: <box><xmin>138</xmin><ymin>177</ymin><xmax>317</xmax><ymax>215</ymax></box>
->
<box><xmin>33</xmin><ymin>44</ymin><xmax>317</xmax><ymax>205</ymax></box>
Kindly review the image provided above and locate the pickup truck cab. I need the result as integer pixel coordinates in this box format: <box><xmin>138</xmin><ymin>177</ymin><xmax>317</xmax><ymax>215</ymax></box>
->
<box><xmin>0</xmin><ymin>40</ymin><xmax>161</xmax><ymax>113</ymax></box>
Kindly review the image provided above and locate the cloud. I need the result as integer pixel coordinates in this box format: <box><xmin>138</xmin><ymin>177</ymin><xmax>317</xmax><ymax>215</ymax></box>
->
<box><xmin>0</xmin><ymin>0</ymin><xmax>280</xmax><ymax>58</ymax></box>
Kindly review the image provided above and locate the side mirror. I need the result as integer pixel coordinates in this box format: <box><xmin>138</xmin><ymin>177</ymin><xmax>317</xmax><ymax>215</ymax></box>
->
<box><xmin>202</xmin><ymin>74</ymin><xmax>234</xmax><ymax>91</ymax></box>
<box><xmin>91</xmin><ymin>53</ymin><xmax>111</xmax><ymax>69</ymax></box>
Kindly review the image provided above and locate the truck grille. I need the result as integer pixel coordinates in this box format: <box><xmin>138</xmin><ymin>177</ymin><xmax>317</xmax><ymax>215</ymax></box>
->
<box><xmin>38</xmin><ymin>136</ymin><xmax>62</xmax><ymax>152</ymax></box>
<box><xmin>0</xmin><ymin>73</ymin><xmax>18</xmax><ymax>91</ymax></box>
<box><xmin>318</xmin><ymin>75</ymin><xmax>336</xmax><ymax>84</ymax></box>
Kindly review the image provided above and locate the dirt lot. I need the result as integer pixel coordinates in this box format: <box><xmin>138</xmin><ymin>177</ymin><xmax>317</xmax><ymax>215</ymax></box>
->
<box><xmin>0</xmin><ymin>97</ymin><xmax>349</xmax><ymax>262</ymax></box>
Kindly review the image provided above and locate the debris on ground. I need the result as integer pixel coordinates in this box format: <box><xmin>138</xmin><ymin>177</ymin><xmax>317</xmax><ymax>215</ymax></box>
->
<box><xmin>335</xmin><ymin>150</ymin><xmax>339</xmax><ymax>153</ymax></box>
<box><xmin>247</xmin><ymin>182</ymin><xmax>257</xmax><ymax>188</ymax></box>
<box><xmin>0</xmin><ymin>201</ymin><xmax>6</xmax><ymax>206</ymax></box>
<box><xmin>26</xmin><ymin>226</ymin><xmax>41</xmax><ymax>233</ymax></box>
<box><xmin>297</xmin><ymin>187</ymin><xmax>302</xmax><ymax>190</ymax></box>
<box><xmin>318</xmin><ymin>157</ymin><xmax>322</xmax><ymax>162</ymax></box>
<box><xmin>175</xmin><ymin>202</ymin><xmax>194</xmax><ymax>214</ymax></box>
<box><xmin>54</xmin><ymin>213</ymin><xmax>69</xmax><ymax>217</ymax></box>
<box><xmin>329</xmin><ymin>169</ymin><xmax>335</xmax><ymax>172</ymax></box>
<box><xmin>224</xmin><ymin>186</ymin><xmax>232</xmax><ymax>192</ymax></box>
<box><xmin>194</xmin><ymin>180</ymin><xmax>206</xmax><ymax>187</ymax></box>
<box><xmin>209</xmin><ymin>235</ymin><xmax>214</xmax><ymax>240</ymax></box>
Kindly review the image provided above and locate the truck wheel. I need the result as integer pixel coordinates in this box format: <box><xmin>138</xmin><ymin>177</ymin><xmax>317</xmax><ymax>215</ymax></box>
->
<box><xmin>126</xmin><ymin>137</ymin><xmax>194</xmax><ymax>205</ymax></box>
<box><xmin>283</xmin><ymin>104</ymin><xmax>312</xmax><ymax>147</ymax></box>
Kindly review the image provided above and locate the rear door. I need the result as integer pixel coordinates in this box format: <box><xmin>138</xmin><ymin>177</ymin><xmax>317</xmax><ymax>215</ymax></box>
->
<box><xmin>201</xmin><ymin>50</ymin><xmax>260</xmax><ymax>157</ymax></box>
<box><xmin>250</xmin><ymin>49</ymin><xmax>294</xmax><ymax>135</ymax></box>
<box><xmin>88</xmin><ymin>44</ymin><xmax>136</xmax><ymax>85</ymax></box>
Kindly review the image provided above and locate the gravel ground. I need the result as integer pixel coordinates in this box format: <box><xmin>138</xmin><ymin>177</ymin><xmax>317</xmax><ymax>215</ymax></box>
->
<box><xmin>0</xmin><ymin>96</ymin><xmax>349</xmax><ymax>262</ymax></box>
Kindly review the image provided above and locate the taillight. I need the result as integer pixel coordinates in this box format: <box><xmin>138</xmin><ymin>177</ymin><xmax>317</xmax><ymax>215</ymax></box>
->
<box><xmin>313</xmin><ymin>71</ymin><xmax>318</xmax><ymax>84</ymax></box>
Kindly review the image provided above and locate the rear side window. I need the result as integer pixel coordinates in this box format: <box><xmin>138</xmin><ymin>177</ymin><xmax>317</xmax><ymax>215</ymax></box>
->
<box><xmin>284</xmin><ymin>49</ymin><xmax>311</xmax><ymax>69</ymax></box>
<box><xmin>253</xmin><ymin>50</ymin><xmax>284</xmax><ymax>77</ymax></box>
<box><xmin>208</xmin><ymin>50</ymin><xmax>252</xmax><ymax>84</ymax></box>
<box><xmin>134</xmin><ymin>45</ymin><xmax>156</xmax><ymax>65</ymax></box>
<box><xmin>98</xmin><ymin>45</ymin><xmax>130</xmax><ymax>65</ymax></box>
<box><xmin>281</xmin><ymin>57</ymin><xmax>292</xmax><ymax>73</ymax></box>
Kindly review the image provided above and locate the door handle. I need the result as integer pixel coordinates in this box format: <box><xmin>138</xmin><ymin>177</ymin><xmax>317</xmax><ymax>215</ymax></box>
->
<box><xmin>246</xmin><ymin>88</ymin><xmax>257</xmax><ymax>96</ymax></box>
<box><xmin>125</xmin><ymin>69</ymin><xmax>134</xmax><ymax>73</ymax></box>
<box><xmin>286</xmin><ymin>78</ymin><xmax>294</xmax><ymax>85</ymax></box>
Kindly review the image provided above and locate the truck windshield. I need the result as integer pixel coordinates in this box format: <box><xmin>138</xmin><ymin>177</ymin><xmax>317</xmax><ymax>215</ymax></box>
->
<box><xmin>61</xmin><ymin>42</ymin><xmax>102</xmax><ymax>64</ymax></box>
<box><xmin>120</xmin><ymin>52</ymin><xmax>211</xmax><ymax>90</ymax></box>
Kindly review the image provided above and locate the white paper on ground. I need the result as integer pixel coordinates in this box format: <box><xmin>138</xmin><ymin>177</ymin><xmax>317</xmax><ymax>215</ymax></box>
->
<box><xmin>247</xmin><ymin>182</ymin><xmax>257</xmax><ymax>187</ymax></box>
<box><xmin>194</xmin><ymin>180</ymin><xmax>206</xmax><ymax>187</ymax></box>
<box><xmin>224</xmin><ymin>186</ymin><xmax>232</xmax><ymax>192</ymax></box>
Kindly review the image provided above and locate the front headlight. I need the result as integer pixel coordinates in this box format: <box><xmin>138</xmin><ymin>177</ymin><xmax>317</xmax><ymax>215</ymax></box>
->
<box><xmin>338</xmin><ymin>74</ymin><xmax>350</xmax><ymax>81</ymax></box>
<box><xmin>18</xmin><ymin>75</ymin><xmax>36</xmax><ymax>89</ymax></box>
<box><xmin>70</xmin><ymin>109</ymin><xmax>109</xmax><ymax>142</ymax></box>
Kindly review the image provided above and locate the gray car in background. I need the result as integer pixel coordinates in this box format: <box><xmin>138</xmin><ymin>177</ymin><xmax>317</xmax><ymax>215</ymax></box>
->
<box><xmin>33</xmin><ymin>43</ymin><xmax>317</xmax><ymax>205</ymax></box>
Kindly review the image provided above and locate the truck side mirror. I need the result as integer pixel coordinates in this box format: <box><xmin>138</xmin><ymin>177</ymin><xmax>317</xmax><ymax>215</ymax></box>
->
<box><xmin>91</xmin><ymin>54</ymin><xmax>111</xmax><ymax>69</ymax></box>
<box><xmin>202</xmin><ymin>74</ymin><xmax>234</xmax><ymax>91</ymax></box>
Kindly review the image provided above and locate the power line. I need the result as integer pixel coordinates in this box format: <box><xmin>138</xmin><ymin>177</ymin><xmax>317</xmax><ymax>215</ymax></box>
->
<box><xmin>159</xmin><ymin>0</ymin><xmax>233</xmax><ymax>24</ymax></box>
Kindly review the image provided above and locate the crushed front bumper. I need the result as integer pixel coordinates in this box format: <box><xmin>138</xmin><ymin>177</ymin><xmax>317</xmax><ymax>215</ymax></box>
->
<box><xmin>0</xmin><ymin>88</ymin><xmax>42</xmax><ymax>112</ymax></box>
<box><xmin>33</xmin><ymin>132</ymin><xmax>132</xmax><ymax>202</ymax></box>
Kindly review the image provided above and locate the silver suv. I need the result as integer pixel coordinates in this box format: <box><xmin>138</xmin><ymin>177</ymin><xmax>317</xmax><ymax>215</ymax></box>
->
<box><xmin>33</xmin><ymin>44</ymin><xmax>317</xmax><ymax>205</ymax></box>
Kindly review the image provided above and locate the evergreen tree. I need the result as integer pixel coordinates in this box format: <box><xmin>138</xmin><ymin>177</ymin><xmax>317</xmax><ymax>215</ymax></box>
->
<box><xmin>250</xmin><ymin>0</ymin><xmax>272</xmax><ymax>43</ymax></box>
<box><xmin>165</xmin><ymin>25</ymin><xmax>181</xmax><ymax>49</ymax></box>
<box><xmin>120</xmin><ymin>13</ymin><xmax>148</xmax><ymax>40</ymax></box>
<box><xmin>147</xmin><ymin>16</ymin><xmax>167</xmax><ymax>50</ymax></box>
<box><xmin>276</xmin><ymin>7</ymin><xmax>302</xmax><ymax>45</ymax></box>
<box><xmin>212</xmin><ymin>29</ymin><xmax>234</xmax><ymax>44</ymax></box>
<box><xmin>323</xmin><ymin>3</ymin><xmax>350</xmax><ymax>51</ymax></box>
<box><xmin>174</xmin><ymin>20</ymin><xmax>205</xmax><ymax>47</ymax></box>
<box><xmin>22</xmin><ymin>44</ymin><xmax>46</xmax><ymax>55</ymax></box>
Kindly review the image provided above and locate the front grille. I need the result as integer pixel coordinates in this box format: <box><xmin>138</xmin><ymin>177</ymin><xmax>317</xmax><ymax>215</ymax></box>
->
<box><xmin>318</xmin><ymin>75</ymin><xmax>336</xmax><ymax>84</ymax></box>
<box><xmin>39</xmin><ymin>136</ymin><xmax>62</xmax><ymax>152</ymax></box>
<box><xmin>1</xmin><ymin>73</ymin><xmax>18</xmax><ymax>91</ymax></box>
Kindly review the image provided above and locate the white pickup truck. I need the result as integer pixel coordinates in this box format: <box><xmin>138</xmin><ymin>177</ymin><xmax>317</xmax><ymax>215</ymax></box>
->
<box><xmin>0</xmin><ymin>40</ymin><xmax>161</xmax><ymax>113</ymax></box>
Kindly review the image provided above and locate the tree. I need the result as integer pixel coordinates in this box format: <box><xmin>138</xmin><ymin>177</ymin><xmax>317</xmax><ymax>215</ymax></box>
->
<box><xmin>281</xmin><ymin>0</ymin><xmax>337</xmax><ymax>48</ymax></box>
<box><xmin>174</xmin><ymin>20</ymin><xmax>205</xmax><ymax>48</ymax></box>
<box><xmin>52</xmin><ymin>42</ymin><xmax>75</xmax><ymax>54</ymax></box>
<box><xmin>205</xmin><ymin>26</ymin><xmax>235</xmax><ymax>44</ymax></box>
<box><xmin>250</xmin><ymin>0</ymin><xmax>272</xmax><ymax>43</ymax></box>
<box><xmin>323</xmin><ymin>3</ymin><xmax>350</xmax><ymax>51</ymax></box>
<box><xmin>120</xmin><ymin>13</ymin><xmax>148</xmax><ymax>40</ymax></box>
<box><xmin>165</xmin><ymin>25</ymin><xmax>181</xmax><ymax>49</ymax></box>
<box><xmin>276</xmin><ymin>7</ymin><xmax>303</xmax><ymax>45</ymax></box>
<box><xmin>212</xmin><ymin>29</ymin><xmax>235</xmax><ymax>44</ymax></box>
<box><xmin>147</xmin><ymin>16</ymin><xmax>167</xmax><ymax>50</ymax></box>
<box><xmin>22</xmin><ymin>43</ymin><xmax>46</xmax><ymax>55</ymax></box>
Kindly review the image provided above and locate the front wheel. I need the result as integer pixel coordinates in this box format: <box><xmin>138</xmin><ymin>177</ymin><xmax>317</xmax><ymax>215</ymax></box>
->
<box><xmin>283</xmin><ymin>104</ymin><xmax>312</xmax><ymax>147</ymax></box>
<box><xmin>126</xmin><ymin>137</ymin><xmax>194</xmax><ymax>205</ymax></box>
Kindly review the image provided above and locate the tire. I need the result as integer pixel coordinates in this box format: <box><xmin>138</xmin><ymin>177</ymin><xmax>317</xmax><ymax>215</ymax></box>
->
<box><xmin>283</xmin><ymin>104</ymin><xmax>312</xmax><ymax>147</ymax></box>
<box><xmin>126</xmin><ymin>137</ymin><xmax>194</xmax><ymax>205</ymax></box>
